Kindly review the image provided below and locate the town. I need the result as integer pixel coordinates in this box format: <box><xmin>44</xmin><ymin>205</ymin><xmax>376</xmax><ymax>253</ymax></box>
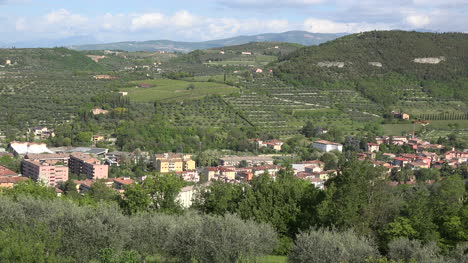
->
<box><xmin>0</xmin><ymin>129</ymin><xmax>464</xmax><ymax>208</ymax></box>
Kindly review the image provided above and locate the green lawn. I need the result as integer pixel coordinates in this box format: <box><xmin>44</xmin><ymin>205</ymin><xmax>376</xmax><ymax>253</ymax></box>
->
<box><xmin>123</xmin><ymin>79</ymin><xmax>238</xmax><ymax>102</ymax></box>
<box><xmin>260</xmin><ymin>255</ymin><xmax>287</xmax><ymax>263</ymax></box>
<box><xmin>383</xmin><ymin>123</ymin><xmax>422</xmax><ymax>136</ymax></box>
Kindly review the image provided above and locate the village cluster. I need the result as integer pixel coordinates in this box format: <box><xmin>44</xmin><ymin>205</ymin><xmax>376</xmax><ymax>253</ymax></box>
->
<box><xmin>0</xmin><ymin>123</ymin><xmax>466</xmax><ymax>207</ymax></box>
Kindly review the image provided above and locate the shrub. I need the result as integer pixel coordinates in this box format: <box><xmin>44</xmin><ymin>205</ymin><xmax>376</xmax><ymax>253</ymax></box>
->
<box><xmin>387</xmin><ymin>238</ymin><xmax>445</xmax><ymax>263</ymax></box>
<box><xmin>288</xmin><ymin>228</ymin><xmax>378</xmax><ymax>263</ymax></box>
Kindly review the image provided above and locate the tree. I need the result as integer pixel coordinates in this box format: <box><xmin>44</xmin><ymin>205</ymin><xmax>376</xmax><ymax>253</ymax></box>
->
<box><xmin>143</xmin><ymin>174</ymin><xmax>185</xmax><ymax>213</ymax></box>
<box><xmin>288</xmin><ymin>229</ymin><xmax>379</xmax><ymax>263</ymax></box>
<box><xmin>3</xmin><ymin>180</ymin><xmax>57</xmax><ymax>200</ymax></box>
<box><xmin>0</xmin><ymin>224</ymin><xmax>71</xmax><ymax>263</ymax></box>
<box><xmin>119</xmin><ymin>184</ymin><xmax>151</xmax><ymax>215</ymax></box>
<box><xmin>85</xmin><ymin>180</ymin><xmax>118</xmax><ymax>203</ymax></box>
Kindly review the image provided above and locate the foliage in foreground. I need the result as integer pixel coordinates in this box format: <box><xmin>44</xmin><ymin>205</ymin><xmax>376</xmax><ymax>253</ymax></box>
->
<box><xmin>0</xmin><ymin>197</ymin><xmax>277</xmax><ymax>263</ymax></box>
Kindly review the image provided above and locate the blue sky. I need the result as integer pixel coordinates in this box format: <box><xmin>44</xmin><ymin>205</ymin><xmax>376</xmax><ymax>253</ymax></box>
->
<box><xmin>0</xmin><ymin>0</ymin><xmax>467</xmax><ymax>45</ymax></box>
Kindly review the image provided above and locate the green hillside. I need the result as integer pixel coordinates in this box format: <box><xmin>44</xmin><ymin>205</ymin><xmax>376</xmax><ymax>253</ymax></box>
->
<box><xmin>0</xmin><ymin>47</ymin><xmax>104</xmax><ymax>71</ymax></box>
<box><xmin>275</xmin><ymin>31</ymin><xmax>468</xmax><ymax>104</ymax></box>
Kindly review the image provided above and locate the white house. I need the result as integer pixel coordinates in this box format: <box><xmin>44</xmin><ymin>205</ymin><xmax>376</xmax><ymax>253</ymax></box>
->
<box><xmin>312</xmin><ymin>140</ymin><xmax>343</xmax><ymax>152</ymax></box>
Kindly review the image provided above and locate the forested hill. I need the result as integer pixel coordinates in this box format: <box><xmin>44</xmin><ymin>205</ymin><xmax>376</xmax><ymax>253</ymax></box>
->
<box><xmin>0</xmin><ymin>48</ymin><xmax>104</xmax><ymax>71</ymax></box>
<box><xmin>275</xmin><ymin>31</ymin><xmax>468</xmax><ymax>84</ymax></box>
<box><xmin>69</xmin><ymin>31</ymin><xmax>343</xmax><ymax>52</ymax></box>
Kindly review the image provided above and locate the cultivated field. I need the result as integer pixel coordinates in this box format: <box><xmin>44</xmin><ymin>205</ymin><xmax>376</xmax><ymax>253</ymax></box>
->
<box><xmin>123</xmin><ymin>79</ymin><xmax>239</xmax><ymax>102</ymax></box>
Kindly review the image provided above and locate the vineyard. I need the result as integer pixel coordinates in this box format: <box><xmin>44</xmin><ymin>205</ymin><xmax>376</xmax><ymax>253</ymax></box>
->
<box><xmin>0</xmin><ymin>72</ymin><xmax>112</xmax><ymax>131</ymax></box>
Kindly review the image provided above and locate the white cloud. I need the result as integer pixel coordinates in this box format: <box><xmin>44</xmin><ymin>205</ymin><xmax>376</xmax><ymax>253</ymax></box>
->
<box><xmin>131</xmin><ymin>13</ymin><xmax>166</xmax><ymax>30</ymax></box>
<box><xmin>171</xmin><ymin>10</ymin><xmax>198</xmax><ymax>28</ymax></box>
<box><xmin>216</xmin><ymin>0</ymin><xmax>325</xmax><ymax>8</ymax></box>
<box><xmin>404</xmin><ymin>14</ymin><xmax>430</xmax><ymax>27</ymax></box>
<box><xmin>303</xmin><ymin>18</ymin><xmax>392</xmax><ymax>33</ymax></box>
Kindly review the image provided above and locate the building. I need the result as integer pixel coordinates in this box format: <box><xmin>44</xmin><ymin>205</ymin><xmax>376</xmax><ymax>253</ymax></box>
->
<box><xmin>22</xmin><ymin>160</ymin><xmax>69</xmax><ymax>187</ymax></box>
<box><xmin>312</xmin><ymin>140</ymin><xmax>343</xmax><ymax>152</ymax></box>
<box><xmin>219</xmin><ymin>156</ymin><xmax>274</xmax><ymax>167</ymax></box>
<box><xmin>29</xmin><ymin>126</ymin><xmax>54</xmax><ymax>139</ymax></box>
<box><xmin>241</xmin><ymin>51</ymin><xmax>252</xmax><ymax>55</ymax></box>
<box><xmin>92</xmin><ymin>135</ymin><xmax>105</xmax><ymax>143</ymax></box>
<box><xmin>0</xmin><ymin>165</ymin><xmax>18</xmax><ymax>176</ymax></box>
<box><xmin>8</xmin><ymin>141</ymin><xmax>53</xmax><ymax>156</ymax></box>
<box><xmin>113</xmin><ymin>177</ymin><xmax>134</xmax><ymax>191</ymax></box>
<box><xmin>177</xmin><ymin>185</ymin><xmax>197</xmax><ymax>208</ymax></box>
<box><xmin>93</xmin><ymin>75</ymin><xmax>117</xmax><ymax>80</ymax></box>
<box><xmin>69</xmin><ymin>153</ymin><xmax>108</xmax><ymax>180</ymax></box>
<box><xmin>249</xmin><ymin>139</ymin><xmax>284</xmax><ymax>151</ymax></box>
<box><xmin>175</xmin><ymin>170</ymin><xmax>200</xmax><ymax>182</ymax></box>
<box><xmin>92</xmin><ymin>108</ymin><xmax>110</xmax><ymax>115</ymax></box>
<box><xmin>366</xmin><ymin>143</ymin><xmax>380</xmax><ymax>152</ymax></box>
<box><xmin>392</xmin><ymin>111</ymin><xmax>410</xmax><ymax>120</ymax></box>
<box><xmin>154</xmin><ymin>153</ymin><xmax>196</xmax><ymax>173</ymax></box>
<box><xmin>0</xmin><ymin>176</ymin><xmax>28</xmax><ymax>188</ymax></box>
<box><xmin>25</xmin><ymin>153</ymin><xmax>70</xmax><ymax>165</ymax></box>
<box><xmin>292</xmin><ymin>160</ymin><xmax>325</xmax><ymax>173</ymax></box>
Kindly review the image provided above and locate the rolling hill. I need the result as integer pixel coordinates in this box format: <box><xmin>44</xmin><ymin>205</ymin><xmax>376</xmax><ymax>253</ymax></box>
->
<box><xmin>275</xmin><ymin>31</ymin><xmax>468</xmax><ymax>103</ymax></box>
<box><xmin>68</xmin><ymin>31</ymin><xmax>345</xmax><ymax>52</ymax></box>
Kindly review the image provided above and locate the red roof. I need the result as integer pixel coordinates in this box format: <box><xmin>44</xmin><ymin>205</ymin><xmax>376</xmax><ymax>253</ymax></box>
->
<box><xmin>367</xmin><ymin>143</ymin><xmax>379</xmax><ymax>146</ymax></box>
<box><xmin>394</xmin><ymin>157</ymin><xmax>410</xmax><ymax>162</ymax></box>
<box><xmin>113</xmin><ymin>177</ymin><xmax>134</xmax><ymax>185</ymax></box>
<box><xmin>0</xmin><ymin>165</ymin><xmax>17</xmax><ymax>176</ymax></box>
<box><xmin>0</xmin><ymin>176</ymin><xmax>28</xmax><ymax>184</ymax></box>
<box><xmin>314</xmin><ymin>140</ymin><xmax>342</xmax><ymax>146</ymax></box>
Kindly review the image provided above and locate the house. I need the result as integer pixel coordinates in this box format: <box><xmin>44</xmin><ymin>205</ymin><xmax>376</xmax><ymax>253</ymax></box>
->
<box><xmin>175</xmin><ymin>170</ymin><xmax>200</xmax><ymax>182</ymax></box>
<box><xmin>249</xmin><ymin>165</ymin><xmax>283</xmax><ymax>176</ymax></box>
<box><xmin>8</xmin><ymin>141</ymin><xmax>53</xmax><ymax>156</ymax></box>
<box><xmin>92</xmin><ymin>135</ymin><xmax>105</xmax><ymax>143</ymax></box>
<box><xmin>118</xmin><ymin>92</ymin><xmax>128</xmax><ymax>96</ymax></box>
<box><xmin>0</xmin><ymin>165</ymin><xmax>18</xmax><ymax>177</ymax></box>
<box><xmin>304</xmin><ymin>165</ymin><xmax>323</xmax><ymax>173</ymax></box>
<box><xmin>241</xmin><ymin>52</ymin><xmax>252</xmax><ymax>55</ymax></box>
<box><xmin>201</xmin><ymin>166</ymin><xmax>236</xmax><ymax>181</ymax></box>
<box><xmin>312</xmin><ymin>140</ymin><xmax>343</xmax><ymax>152</ymax></box>
<box><xmin>292</xmin><ymin>160</ymin><xmax>325</xmax><ymax>173</ymax></box>
<box><xmin>265</xmin><ymin>140</ymin><xmax>284</xmax><ymax>151</ymax></box>
<box><xmin>409</xmin><ymin>162</ymin><xmax>430</xmax><ymax>169</ymax></box>
<box><xmin>219</xmin><ymin>156</ymin><xmax>274</xmax><ymax>167</ymax></box>
<box><xmin>93</xmin><ymin>75</ymin><xmax>117</xmax><ymax>80</ymax></box>
<box><xmin>92</xmin><ymin>108</ymin><xmax>110</xmax><ymax>115</ymax></box>
<box><xmin>29</xmin><ymin>126</ymin><xmax>54</xmax><ymax>139</ymax></box>
<box><xmin>366</xmin><ymin>143</ymin><xmax>380</xmax><ymax>152</ymax></box>
<box><xmin>154</xmin><ymin>153</ymin><xmax>196</xmax><ymax>173</ymax></box>
<box><xmin>219</xmin><ymin>51</ymin><xmax>225</xmax><ymax>54</ymax></box>
<box><xmin>69</xmin><ymin>153</ymin><xmax>108</xmax><ymax>180</ymax></box>
<box><xmin>22</xmin><ymin>160</ymin><xmax>69</xmax><ymax>187</ymax></box>
<box><xmin>392</xmin><ymin>111</ymin><xmax>410</xmax><ymax>120</ymax></box>
<box><xmin>252</xmin><ymin>68</ymin><xmax>263</xmax><ymax>73</ymax></box>
<box><xmin>0</xmin><ymin>176</ymin><xmax>28</xmax><ymax>188</ymax></box>
<box><xmin>393</xmin><ymin>157</ymin><xmax>410</xmax><ymax>167</ymax></box>
<box><xmin>113</xmin><ymin>177</ymin><xmax>134</xmax><ymax>190</ymax></box>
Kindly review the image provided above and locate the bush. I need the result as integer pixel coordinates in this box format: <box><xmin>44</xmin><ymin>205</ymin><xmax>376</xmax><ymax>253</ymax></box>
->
<box><xmin>387</xmin><ymin>238</ymin><xmax>445</xmax><ymax>263</ymax></box>
<box><xmin>0</xmin><ymin>197</ymin><xmax>277</xmax><ymax>262</ymax></box>
<box><xmin>288</xmin><ymin>228</ymin><xmax>378</xmax><ymax>263</ymax></box>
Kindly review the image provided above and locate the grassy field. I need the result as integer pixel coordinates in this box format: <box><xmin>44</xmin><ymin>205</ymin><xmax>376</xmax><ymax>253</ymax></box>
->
<box><xmin>123</xmin><ymin>79</ymin><xmax>238</xmax><ymax>102</ymax></box>
<box><xmin>260</xmin><ymin>255</ymin><xmax>287</xmax><ymax>263</ymax></box>
<box><xmin>383</xmin><ymin>120</ymin><xmax>468</xmax><ymax>136</ymax></box>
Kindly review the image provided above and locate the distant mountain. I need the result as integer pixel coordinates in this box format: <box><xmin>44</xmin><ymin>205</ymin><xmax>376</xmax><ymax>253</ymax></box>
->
<box><xmin>68</xmin><ymin>31</ymin><xmax>345</xmax><ymax>52</ymax></box>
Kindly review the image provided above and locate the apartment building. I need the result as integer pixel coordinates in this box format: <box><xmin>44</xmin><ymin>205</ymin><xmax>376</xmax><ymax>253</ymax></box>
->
<box><xmin>22</xmin><ymin>160</ymin><xmax>68</xmax><ymax>187</ymax></box>
<box><xmin>154</xmin><ymin>153</ymin><xmax>196</xmax><ymax>173</ymax></box>
<box><xmin>69</xmin><ymin>153</ymin><xmax>108</xmax><ymax>180</ymax></box>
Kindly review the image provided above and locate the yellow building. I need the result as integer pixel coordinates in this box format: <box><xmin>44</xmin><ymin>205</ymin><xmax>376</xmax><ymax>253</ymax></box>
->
<box><xmin>155</xmin><ymin>153</ymin><xmax>196</xmax><ymax>173</ymax></box>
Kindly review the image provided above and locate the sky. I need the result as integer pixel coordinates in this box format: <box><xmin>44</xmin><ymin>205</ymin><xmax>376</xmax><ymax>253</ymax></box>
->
<box><xmin>0</xmin><ymin>0</ymin><xmax>467</xmax><ymax>45</ymax></box>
